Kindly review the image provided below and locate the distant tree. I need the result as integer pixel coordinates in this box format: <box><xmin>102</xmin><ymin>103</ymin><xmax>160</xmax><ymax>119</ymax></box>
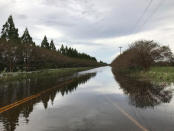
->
<box><xmin>65</xmin><ymin>46</ymin><xmax>68</xmax><ymax>55</ymax></box>
<box><xmin>21</xmin><ymin>28</ymin><xmax>35</xmax><ymax>46</ymax></box>
<box><xmin>58</xmin><ymin>44</ymin><xmax>97</xmax><ymax>61</ymax></box>
<box><xmin>21</xmin><ymin>28</ymin><xmax>36</xmax><ymax>71</ymax></box>
<box><xmin>41</xmin><ymin>36</ymin><xmax>49</xmax><ymax>49</ymax></box>
<box><xmin>50</xmin><ymin>40</ymin><xmax>56</xmax><ymax>50</ymax></box>
<box><xmin>99</xmin><ymin>60</ymin><xmax>107</xmax><ymax>65</ymax></box>
<box><xmin>112</xmin><ymin>40</ymin><xmax>174</xmax><ymax>70</ymax></box>
<box><xmin>0</xmin><ymin>15</ymin><xmax>20</xmax><ymax>44</ymax></box>
<box><xmin>60</xmin><ymin>44</ymin><xmax>65</xmax><ymax>54</ymax></box>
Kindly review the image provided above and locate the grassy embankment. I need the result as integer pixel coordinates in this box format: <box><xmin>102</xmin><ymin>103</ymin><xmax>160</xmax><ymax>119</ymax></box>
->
<box><xmin>131</xmin><ymin>66</ymin><xmax>174</xmax><ymax>83</ymax></box>
<box><xmin>0</xmin><ymin>67</ymin><xmax>93</xmax><ymax>82</ymax></box>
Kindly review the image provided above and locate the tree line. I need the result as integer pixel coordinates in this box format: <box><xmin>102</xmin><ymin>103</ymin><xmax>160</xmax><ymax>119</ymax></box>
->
<box><xmin>59</xmin><ymin>45</ymin><xmax>97</xmax><ymax>61</ymax></box>
<box><xmin>111</xmin><ymin>40</ymin><xmax>174</xmax><ymax>71</ymax></box>
<box><xmin>0</xmin><ymin>15</ymin><xmax>104</xmax><ymax>72</ymax></box>
<box><xmin>1</xmin><ymin>15</ymin><xmax>97</xmax><ymax>61</ymax></box>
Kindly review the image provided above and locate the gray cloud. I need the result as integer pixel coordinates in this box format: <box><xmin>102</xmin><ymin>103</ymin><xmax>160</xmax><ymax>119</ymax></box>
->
<box><xmin>0</xmin><ymin>0</ymin><xmax>174</xmax><ymax>63</ymax></box>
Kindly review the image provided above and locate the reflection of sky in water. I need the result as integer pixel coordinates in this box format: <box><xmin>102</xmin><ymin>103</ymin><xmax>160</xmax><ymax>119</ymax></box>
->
<box><xmin>1</xmin><ymin>66</ymin><xmax>174</xmax><ymax>131</ymax></box>
<box><xmin>80</xmin><ymin>67</ymin><xmax>124</xmax><ymax>95</ymax></box>
<box><xmin>32</xmin><ymin>66</ymin><xmax>124</xmax><ymax>112</ymax></box>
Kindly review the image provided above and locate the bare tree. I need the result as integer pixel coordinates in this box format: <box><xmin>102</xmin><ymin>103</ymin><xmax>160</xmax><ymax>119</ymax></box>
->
<box><xmin>112</xmin><ymin>40</ymin><xmax>174</xmax><ymax>70</ymax></box>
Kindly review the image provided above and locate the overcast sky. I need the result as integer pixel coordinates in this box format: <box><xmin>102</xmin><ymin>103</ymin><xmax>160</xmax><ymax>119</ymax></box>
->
<box><xmin>0</xmin><ymin>0</ymin><xmax>174</xmax><ymax>63</ymax></box>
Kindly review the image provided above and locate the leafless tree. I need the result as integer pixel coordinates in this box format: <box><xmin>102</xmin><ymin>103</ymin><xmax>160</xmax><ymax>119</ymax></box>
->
<box><xmin>112</xmin><ymin>40</ymin><xmax>174</xmax><ymax>70</ymax></box>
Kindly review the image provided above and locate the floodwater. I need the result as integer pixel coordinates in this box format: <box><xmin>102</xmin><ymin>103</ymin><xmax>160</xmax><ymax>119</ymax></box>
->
<box><xmin>0</xmin><ymin>66</ymin><xmax>174</xmax><ymax>131</ymax></box>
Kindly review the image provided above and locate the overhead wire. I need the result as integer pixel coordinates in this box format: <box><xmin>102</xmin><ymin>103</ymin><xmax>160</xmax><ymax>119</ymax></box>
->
<box><xmin>131</xmin><ymin>0</ymin><xmax>153</xmax><ymax>33</ymax></box>
<box><xmin>138</xmin><ymin>0</ymin><xmax>165</xmax><ymax>30</ymax></box>
<box><xmin>127</xmin><ymin>0</ymin><xmax>154</xmax><ymax>45</ymax></box>
<box><xmin>128</xmin><ymin>0</ymin><xmax>166</xmax><ymax>45</ymax></box>
<box><xmin>118</xmin><ymin>0</ymin><xmax>165</xmax><ymax>53</ymax></box>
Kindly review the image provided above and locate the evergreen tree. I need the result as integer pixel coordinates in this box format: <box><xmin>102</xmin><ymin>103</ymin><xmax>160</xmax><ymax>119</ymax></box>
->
<box><xmin>1</xmin><ymin>15</ymin><xmax>20</xmax><ymax>44</ymax></box>
<box><xmin>65</xmin><ymin>46</ymin><xmax>68</xmax><ymax>55</ymax></box>
<box><xmin>41</xmin><ymin>36</ymin><xmax>49</xmax><ymax>49</ymax></box>
<box><xmin>50</xmin><ymin>40</ymin><xmax>56</xmax><ymax>50</ymax></box>
<box><xmin>58</xmin><ymin>44</ymin><xmax>97</xmax><ymax>61</ymax></box>
<box><xmin>74</xmin><ymin>49</ymin><xmax>78</xmax><ymax>57</ymax></box>
<box><xmin>69</xmin><ymin>47</ymin><xmax>73</xmax><ymax>57</ymax></box>
<box><xmin>60</xmin><ymin>44</ymin><xmax>65</xmax><ymax>54</ymax></box>
<box><xmin>21</xmin><ymin>28</ymin><xmax>35</xmax><ymax>46</ymax></box>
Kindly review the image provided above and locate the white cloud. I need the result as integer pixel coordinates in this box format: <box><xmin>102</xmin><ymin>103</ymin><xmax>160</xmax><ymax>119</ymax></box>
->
<box><xmin>0</xmin><ymin>0</ymin><xmax>174</xmax><ymax>63</ymax></box>
<box><xmin>32</xmin><ymin>25</ymin><xmax>63</xmax><ymax>41</ymax></box>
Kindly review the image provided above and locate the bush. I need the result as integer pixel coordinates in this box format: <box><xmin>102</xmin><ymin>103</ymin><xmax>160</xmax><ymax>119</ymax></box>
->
<box><xmin>111</xmin><ymin>40</ymin><xmax>174</xmax><ymax>71</ymax></box>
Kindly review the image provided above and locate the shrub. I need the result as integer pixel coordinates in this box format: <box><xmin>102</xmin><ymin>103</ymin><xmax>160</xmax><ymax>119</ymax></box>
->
<box><xmin>111</xmin><ymin>40</ymin><xmax>174</xmax><ymax>71</ymax></box>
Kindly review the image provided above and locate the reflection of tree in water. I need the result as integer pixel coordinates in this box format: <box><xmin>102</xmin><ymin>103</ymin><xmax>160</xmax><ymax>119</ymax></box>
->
<box><xmin>60</xmin><ymin>74</ymin><xmax>95</xmax><ymax>96</ymax></box>
<box><xmin>0</xmin><ymin>72</ymin><xmax>96</xmax><ymax>131</ymax></box>
<box><xmin>112</xmin><ymin>68</ymin><xmax>173</xmax><ymax>109</ymax></box>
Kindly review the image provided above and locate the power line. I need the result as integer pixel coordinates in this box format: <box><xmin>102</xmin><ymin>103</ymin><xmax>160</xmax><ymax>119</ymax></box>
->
<box><xmin>121</xmin><ymin>0</ymin><xmax>164</xmax><ymax>53</ymax></box>
<box><xmin>131</xmin><ymin>0</ymin><xmax>153</xmax><ymax>33</ymax></box>
<box><xmin>128</xmin><ymin>0</ymin><xmax>153</xmax><ymax>44</ymax></box>
<box><xmin>138</xmin><ymin>0</ymin><xmax>165</xmax><ymax>30</ymax></box>
<box><xmin>128</xmin><ymin>0</ymin><xmax>165</xmax><ymax>44</ymax></box>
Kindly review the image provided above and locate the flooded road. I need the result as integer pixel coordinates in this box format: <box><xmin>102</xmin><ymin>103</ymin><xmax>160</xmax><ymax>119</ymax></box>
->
<box><xmin>0</xmin><ymin>66</ymin><xmax>174</xmax><ymax>131</ymax></box>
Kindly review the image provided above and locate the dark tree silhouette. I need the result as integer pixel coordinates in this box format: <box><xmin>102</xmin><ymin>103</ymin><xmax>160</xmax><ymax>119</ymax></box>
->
<box><xmin>21</xmin><ymin>28</ymin><xmax>35</xmax><ymax>46</ymax></box>
<box><xmin>41</xmin><ymin>36</ymin><xmax>49</xmax><ymax>49</ymax></box>
<box><xmin>1</xmin><ymin>15</ymin><xmax>20</xmax><ymax>44</ymax></box>
<box><xmin>59</xmin><ymin>44</ymin><xmax>97</xmax><ymax>62</ymax></box>
<box><xmin>49</xmin><ymin>40</ymin><xmax>56</xmax><ymax>50</ymax></box>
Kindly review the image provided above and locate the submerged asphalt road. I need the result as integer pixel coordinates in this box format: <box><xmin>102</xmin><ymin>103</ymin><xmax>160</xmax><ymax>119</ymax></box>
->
<box><xmin>0</xmin><ymin>66</ymin><xmax>174</xmax><ymax>131</ymax></box>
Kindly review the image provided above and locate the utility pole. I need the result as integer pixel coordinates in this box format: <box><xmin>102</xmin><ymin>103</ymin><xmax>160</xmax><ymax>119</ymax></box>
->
<box><xmin>119</xmin><ymin>46</ymin><xmax>122</xmax><ymax>55</ymax></box>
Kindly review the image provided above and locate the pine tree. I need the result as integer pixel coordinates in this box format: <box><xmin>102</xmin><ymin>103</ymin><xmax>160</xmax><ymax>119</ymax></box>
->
<box><xmin>21</xmin><ymin>28</ymin><xmax>35</xmax><ymax>46</ymax></box>
<box><xmin>65</xmin><ymin>46</ymin><xmax>68</xmax><ymax>55</ymax></box>
<box><xmin>1</xmin><ymin>15</ymin><xmax>20</xmax><ymax>44</ymax></box>
<box><xmin>69</xmin><ymin>47</ymin><xmax>73</xmax><ymax>57</ymax></box>
<box><xmin>50</xmin><ymin>40</ymin><xmax>56</xmax><ymax>50</ymax></box>
<box><xmin>60</xmin><ymin>44</ymin><xmax>65</xmax><ymax>54</ymax></box>
<box><xmin>41</xmin><ymin>36</ymin><xmax>49</xmax><ymax>49</ymax></box>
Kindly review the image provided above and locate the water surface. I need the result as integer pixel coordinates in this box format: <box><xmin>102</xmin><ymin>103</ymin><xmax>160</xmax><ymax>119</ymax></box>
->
<box><xmin>0</xmin><ymin>66</ymin><xmax>174</xmax><ymax>131</ymax></box>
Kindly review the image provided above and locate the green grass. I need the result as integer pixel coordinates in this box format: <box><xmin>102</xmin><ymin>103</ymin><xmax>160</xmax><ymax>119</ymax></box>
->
<box><xmin>136</xmin><ymin>66</ymin><xmax>174</xmax><ymax>83</ymax></box>
<box><xmin>0</xmin><ymin>67</ymin><xmax>93</xmax><ymax>82</ymax></box>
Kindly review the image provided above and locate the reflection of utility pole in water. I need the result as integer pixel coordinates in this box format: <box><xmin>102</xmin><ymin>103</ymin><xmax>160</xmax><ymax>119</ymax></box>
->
<box><xmin>119</xmin><ymin>47</ymin><xmax>122</xmax><ymax>55</ymax></box>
